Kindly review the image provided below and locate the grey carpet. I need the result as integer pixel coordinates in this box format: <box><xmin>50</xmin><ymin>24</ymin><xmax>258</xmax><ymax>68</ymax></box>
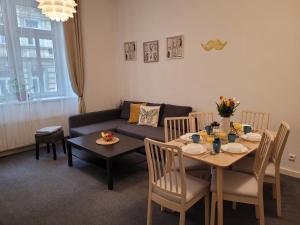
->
<box><xmin>0</xmin><ymin>146</ymin><xmax>299</xmax><ymax>225</ymax></box>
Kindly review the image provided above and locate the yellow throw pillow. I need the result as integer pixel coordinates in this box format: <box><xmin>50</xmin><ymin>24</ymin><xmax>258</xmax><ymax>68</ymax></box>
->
<box><xmin>128</xmin><ymin>103</ymin><xmax>146</xmax><ymax>123</ymax></box>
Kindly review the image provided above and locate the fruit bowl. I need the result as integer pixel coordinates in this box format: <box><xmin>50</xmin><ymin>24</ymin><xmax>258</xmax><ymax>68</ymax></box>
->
<box><xmin>101</xmin><ymin>131</ymin><xmax>114</xmax><ymax>142</ymax></box>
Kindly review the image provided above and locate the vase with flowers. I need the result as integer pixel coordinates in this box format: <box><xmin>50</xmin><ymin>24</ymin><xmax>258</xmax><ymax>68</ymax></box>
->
<box><xmin>216</xmin><ymin>96</ymin><xmax>240</xmax><ymax>133</ymax></box>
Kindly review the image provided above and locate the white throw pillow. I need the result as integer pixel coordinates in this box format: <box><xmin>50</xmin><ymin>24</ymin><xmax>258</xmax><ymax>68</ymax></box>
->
<box><xmin>138</xmin><ymin>105</ymin><xmax>160</xmax><ymax>127</ymax></box>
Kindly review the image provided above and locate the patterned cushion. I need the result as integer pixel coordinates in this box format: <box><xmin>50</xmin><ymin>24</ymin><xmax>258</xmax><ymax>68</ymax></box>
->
<box><xmin>138</xmin><ymin>105</ymin><xmax>160</xmax><ymax>127</ymax></box>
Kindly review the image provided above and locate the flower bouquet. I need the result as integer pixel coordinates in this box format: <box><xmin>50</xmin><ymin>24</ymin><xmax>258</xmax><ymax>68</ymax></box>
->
<box><xmin>216</xmin><ymin>96</ymin><xmax>240</xmax><ymax>117</ymax></box>
<box><xmin>216</xmin><ymin>96</ymin><xmax>240</xmax><ymax>133</ymax></box>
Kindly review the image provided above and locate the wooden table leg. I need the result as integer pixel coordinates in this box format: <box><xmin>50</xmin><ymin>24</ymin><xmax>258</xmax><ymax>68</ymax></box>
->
<box><xmin>36</xmin><ymin>143</ymin><xmax>39</xmax><ymax>160</ymax></box>
<box><xmin>106</xmin><ymin>159</ymin><xmax>113</xmax><ymax>190</ymax></box>
<box><xmin>67</xmin><ymin>143</ymin><xmax>73</xmax><ymax>167</ymax></box>
<box><xmin>47</xmin><ymin>144</ymin><xmax>50</xmax><ymax>153</ymax></box>
<box><xmin>62</xmin><ymin>139</ymin><xmax>66</xmax><ymax>154</ymax></box>
<box><xmin>216</xmin><ymin>167</ymin><xmax>223</xmax><ymax>225</ymax></box>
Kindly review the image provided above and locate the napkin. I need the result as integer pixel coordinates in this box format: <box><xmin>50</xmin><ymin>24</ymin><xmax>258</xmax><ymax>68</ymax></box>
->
<box><xmin>221</xmin><ymin>143</ymin><xmax>248</xmax><ymax>153</ymax></box>
<box><xmin>243</xmin><ymin>132</ymin><xmax>262</xmax><ymax>142</ymax></box>
<box><xmin>182</xmin><ymin>143</ymin><xmax>206</xmax><ymax>155</ymax></box>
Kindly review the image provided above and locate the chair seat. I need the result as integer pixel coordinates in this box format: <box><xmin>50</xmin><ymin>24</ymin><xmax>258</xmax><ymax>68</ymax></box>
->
<box><xmin>174</xmin><ymin>156</ymin><xmax>211</xmax><ymax>171</ymax></box>
<box><xmin>232</xmin><ymin>156</ymin><xmax>275</xmax><ymax>177</ymax></box>
<box><xmin>153</xmin><ymin>172</ymin><xmax>209</xmax><ymax>203</ymax></box>
<box><xmin>211</xmin><ymin>170</ymin><xmax>258</xmax><ymax>197</ymax></box>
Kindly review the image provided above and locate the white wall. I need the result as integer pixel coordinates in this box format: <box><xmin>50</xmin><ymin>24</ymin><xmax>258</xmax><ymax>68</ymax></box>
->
<box><xmin>115</xmin><ymin>0</ymin><xmax>300</xmax><ymax>174</ymax></box>
<box><xmin>80</xmin><ymin>0</ymin><xmax>119</xmax><ymax>112</ymax></box>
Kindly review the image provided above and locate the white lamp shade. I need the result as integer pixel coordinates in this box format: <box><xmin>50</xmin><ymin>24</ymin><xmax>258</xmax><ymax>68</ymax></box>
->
<box><xmin>37</xmin><ymin>0</ymin><xmax>77</xmax><ymax>22</ymax></box>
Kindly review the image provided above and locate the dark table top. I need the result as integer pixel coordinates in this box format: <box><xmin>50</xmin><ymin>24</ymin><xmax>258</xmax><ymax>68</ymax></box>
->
<box><xmin>66</xmin><ymin>132</ymin><xmax>145</xmax><ymax>159</ymax></box>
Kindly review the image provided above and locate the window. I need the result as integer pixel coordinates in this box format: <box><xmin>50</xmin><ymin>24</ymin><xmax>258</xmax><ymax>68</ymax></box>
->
<box><xmin>0</xmin><ymin>0</ymin><xmax>72</xmax><ymax>103</ymax></box>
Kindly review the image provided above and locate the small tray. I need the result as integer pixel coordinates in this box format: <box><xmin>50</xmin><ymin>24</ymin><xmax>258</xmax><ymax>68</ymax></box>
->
<box><xmin>96</xmin><ymin>137</ymin><xmax>119</xmax><ymax>145</ymax></box>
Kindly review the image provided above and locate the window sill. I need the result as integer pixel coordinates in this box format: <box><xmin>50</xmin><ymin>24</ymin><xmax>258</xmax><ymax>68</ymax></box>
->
<box><xmin>0</xmin><ymin>96</ymin><xmax>77</xmax><ymax>106</ymax></box>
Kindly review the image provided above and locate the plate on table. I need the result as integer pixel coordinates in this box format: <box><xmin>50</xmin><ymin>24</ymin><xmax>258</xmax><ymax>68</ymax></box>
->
<box><xmin>96</xmin><ymin>137</ymin><xmax>119</xmax><ymax>145</ymax></box>
<box><xmin>241</xmin><ymin>132</ymin><xmax>262</xmax><ymax>142</ymax></box>
<box><xmin>182</xmin><ymin>143</ymin><xmax>206</xmax><ymax>155</ymax></box>
<box><xmin>221</xmin><ymin>143</ymin><xmax>248</xmax><ymax>154</ymax></box>
<box><xmin>180</xmin><ymin>133</ymin><xmax>200</xmax><ymax>142</ymax></box>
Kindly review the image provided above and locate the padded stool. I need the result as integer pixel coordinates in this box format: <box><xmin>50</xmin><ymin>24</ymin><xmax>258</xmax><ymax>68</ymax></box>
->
<box><xmin>35</xmin><ymin>127</ymin><xmax>66</xmax><ymax>160</ymax></box>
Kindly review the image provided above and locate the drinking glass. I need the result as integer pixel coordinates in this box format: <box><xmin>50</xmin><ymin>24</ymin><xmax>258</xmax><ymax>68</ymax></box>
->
<box><xmin>207</xmin><ymin>135</ymin><xmax>214</xmax><ymax>144</ymax></box>
<box><xmin>199</xmin><ymin>130</ymin><xmax>208</xmax><ymax>143</ymax></box>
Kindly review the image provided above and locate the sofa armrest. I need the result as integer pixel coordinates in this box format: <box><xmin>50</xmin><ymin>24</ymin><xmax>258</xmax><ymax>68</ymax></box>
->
<box><xmin>69</xmin><ymin>108</ymin><xmax>121</xmax><ymax>128</ymax></box>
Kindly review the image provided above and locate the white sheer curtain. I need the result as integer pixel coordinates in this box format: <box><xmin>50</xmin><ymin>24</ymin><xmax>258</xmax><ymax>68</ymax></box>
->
<box><xmin>0</xmin><ymin>0</ymin><xmax>78</xmax><ymax>152</ymax></box>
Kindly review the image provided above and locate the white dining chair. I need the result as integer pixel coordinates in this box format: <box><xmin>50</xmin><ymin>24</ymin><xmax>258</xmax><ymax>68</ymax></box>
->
<box><xmin>232</xmin><ymin>121</ymin><xmax>290</xmax><ymax>216</ymax></box>
<box><xmin>189</xmin><ymin>112</ymin><xmax>214</xmax><ymax>131</ymax></box>
<box><xmin>210</xmin><ymin>130</ymin><xmax>274</xmax><ymax>225</ymax></box>
<box><xmin>164</xmin><ymin>117</ymin><xmax>210</xmax><ymax>172</ymax></box>
<box><xmin>240</xmin><ymin>110</ymin><xmax>270</xmax><ymax>131</ymax></box>
<box><xmin>144</xmin><ymin>138</ymin><xmax>210</xmax><ymax>225</ymax></box>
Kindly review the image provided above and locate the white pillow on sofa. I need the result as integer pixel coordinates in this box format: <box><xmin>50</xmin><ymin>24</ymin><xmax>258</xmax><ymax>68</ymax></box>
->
<box><xmin>138</xmin><ymin>105</ymin><xmax>160</xmax><ymax>127</ymax></box>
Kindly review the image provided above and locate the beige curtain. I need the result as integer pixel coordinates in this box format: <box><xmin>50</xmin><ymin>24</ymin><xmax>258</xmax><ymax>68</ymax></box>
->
<box><xmin>63</xmin><ymin>0</ymin><xmax>86</xmax><ymax>113</ymax></box>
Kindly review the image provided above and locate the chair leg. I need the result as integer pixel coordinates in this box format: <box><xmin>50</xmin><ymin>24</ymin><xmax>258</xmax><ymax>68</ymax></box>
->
<box><xmin>62</xmin><ymin>139</ymin><xmax>66</xmax><ymax>154</ymax></box>
<box><xmin>160</xmin><ymin>206</ymin><xmax>165</xmax><ymax>213</ymax></box>
<box><xmin>52</xmin><ymin>143</ymin><xmax>57</xmax><ymax>160</ymax></box>
<box><xmin>205</xmin><ymin>194</ymin><xmax>210</xmax><ymax>225</ymax></box>
<box><xmin>179</xmin><ymin>211</ymin><xmax>186</xmax><ymax>225</ymax></box>
<box><xmin>210</xmin><ymin>193</ymin><xmax>216</xmax><ymax>225</ymax></box>
<box><xmin>258</xmin><ymin>196</ymin><xmax>265</xmax><ymax>225</ymax></box>
<box><xmin>255</xmin><ymin>205</ymin><xmax>260</xmax><ymax>219</ymax></box>
<box><xmin>35</xmin><ymin>143</ymin><xmax>39</xmax><ymax>160</ymax></box>
<box><xmin>47</xmin><ymin>144</ymin><xmax>50</xmax><ymax>153</ymax></box>
<box><xmin>147</xmin><ymin>198</ymin><xmax>153</xmax><ymax>225</ymax></box>
<box><xmin>275</xmin><ymin>177</ymin><xmax>282</xmax><ymax>216</ymax></box>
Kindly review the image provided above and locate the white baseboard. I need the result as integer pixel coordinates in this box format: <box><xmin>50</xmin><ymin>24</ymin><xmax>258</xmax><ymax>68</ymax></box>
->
<box><xmin>280</xmin><ymin>167</ymin><xmax>300</xmax><ymax>179</ymax></box>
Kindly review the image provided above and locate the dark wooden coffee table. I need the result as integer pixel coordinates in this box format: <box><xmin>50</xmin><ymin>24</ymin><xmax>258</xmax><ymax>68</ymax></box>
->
<box><xmin>66</xmin><ymin>132</ymin><xmax>144</xmax><ymax>190</ymax></box>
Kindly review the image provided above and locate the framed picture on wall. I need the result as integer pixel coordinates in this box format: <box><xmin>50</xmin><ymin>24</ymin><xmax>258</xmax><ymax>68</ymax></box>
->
<box><xmin>166</xmin><ymin>35</ymin><xmax>184</xmax><ymax>59</ymax></box>
<box><xmin>124</xmin><ymin>41</ymin><xmax>137</xmax><ymax>61</ymax></box>
<box><xmin>143</xmin><ymin>40</ymin><xmax>159</xmax><ymax>63</ymax></box>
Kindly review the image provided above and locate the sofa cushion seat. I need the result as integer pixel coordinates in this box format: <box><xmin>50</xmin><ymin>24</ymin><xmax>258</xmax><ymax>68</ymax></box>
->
<box><xmin>71</xmin><ymin>119</ymin><xmax>128</xmax><ymax>136</ymax></box>
<box><xmin>116</xmin><ymin>124</ymin><xmax>164</xmax><ymax>142</ymax></box>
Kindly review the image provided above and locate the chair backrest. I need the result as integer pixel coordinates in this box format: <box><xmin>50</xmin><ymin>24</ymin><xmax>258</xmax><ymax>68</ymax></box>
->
<box><xmin>189</xmin><ymin>112</ymin><xmax>214</xmax><ymax>132</ymax></box>
<box><xmin>144</xmin><ymin>138</ymin><xmax>186</xmax><ymax>202</ymax></box>
<box><xmin>164</xmin><ymin>117</ymin><xmax>193</xmax><ymax>142</ymax></box>
<box><xmin>240</xmin><ymin>110</ymin><xmax>270</xmax><ymax>130</ymax></box>
<box><xmin>270</xmin><ymin>121</ymin><xmax>290</xmax><ymax>168</ymax></box>
<box><xmin>253</xmin><ymin>130</ymin><xmax>274</xmax><ymax>183</ymax></box>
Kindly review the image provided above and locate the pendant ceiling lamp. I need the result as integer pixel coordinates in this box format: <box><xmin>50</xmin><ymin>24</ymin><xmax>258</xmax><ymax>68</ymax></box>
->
<box><xmin>37</xmin><ymin>0</ymin><xmax>77</xmax><ymax>22</ymax></box>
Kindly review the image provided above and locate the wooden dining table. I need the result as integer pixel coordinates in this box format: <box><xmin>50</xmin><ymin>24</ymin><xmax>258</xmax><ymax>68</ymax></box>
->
<box><xmin>167</xmin><ymin>135</ymin><xmax>262</xmax><ymax>225</ymax></box>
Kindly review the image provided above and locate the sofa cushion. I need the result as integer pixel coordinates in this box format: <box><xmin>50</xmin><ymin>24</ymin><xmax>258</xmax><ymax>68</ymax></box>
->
<box><xmin>128</xmin><ymin>103</ymin><xmax>146</xmax><ymax>123</ymax></box>
<box><xmin>116</xmin><ymin>124</ymin><xmax>164</xmax><ymax>142</ymax></box>
<box><xmin>70</xmin><ymin>119</ymin><xmax>128</xmax><ymax>137</ymax></box>
<box><xmin>159</xmin><ymin>104</ymin><xmax>193</xmax><ymax>127</ymax></box>
<box><xmin>120</xmin><ymin>101</ymin><xmax>143</xmax><ymax>120</ymax></box>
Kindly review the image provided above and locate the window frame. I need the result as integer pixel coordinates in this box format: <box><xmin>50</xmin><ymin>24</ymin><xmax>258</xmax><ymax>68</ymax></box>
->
<box><xmin>0</xmin><ymin>0</ymin><xmax>69</xmax><ymax>102</ymax></box>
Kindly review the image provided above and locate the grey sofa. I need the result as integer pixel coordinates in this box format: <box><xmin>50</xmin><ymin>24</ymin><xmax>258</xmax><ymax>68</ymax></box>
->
<box><xmin>69</xmin><ymin>101</ymin><xmax>192</xmax><ymax>142</ymax></box>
